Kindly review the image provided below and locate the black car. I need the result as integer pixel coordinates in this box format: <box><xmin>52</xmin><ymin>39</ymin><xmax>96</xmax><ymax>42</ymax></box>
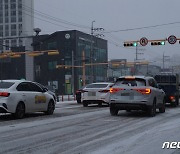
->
<box><xmin>75</xmin><ymin>85</ymin><xmax>87</xmax><ymax>104</ymax></box>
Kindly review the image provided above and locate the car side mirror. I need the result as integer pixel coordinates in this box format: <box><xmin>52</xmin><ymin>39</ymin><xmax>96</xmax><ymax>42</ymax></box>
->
<box><xmin>42</xmin><ymin>87</ymin><xmax>48</xmax><ymax>93</ymax></box>
<box><xmin>157</xmin><ymin>84</ymin><xmax>162</xmax><ymax>89</ymax></box>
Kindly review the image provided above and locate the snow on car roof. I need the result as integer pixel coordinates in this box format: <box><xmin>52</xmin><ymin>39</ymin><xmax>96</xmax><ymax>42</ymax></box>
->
<box><xmin>90</xmin><ymin>82</ymin><xmax>113</xmax><ymax>84</ymax></box>
<box><xmin>0</xmin><ymin>79</ymin><xmax>31</xmax><ymax>83</ymax></box>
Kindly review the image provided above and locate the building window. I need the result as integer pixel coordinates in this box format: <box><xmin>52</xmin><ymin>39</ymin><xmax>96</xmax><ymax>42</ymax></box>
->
<box><xmin>11</xmin><ymin>30</ymin><xmax>16</xmax><ymax>36</ymax></box>
<box><xmin>5</xmin><ymin>31</ymin><xmax>9</xmax><ymax>36</ymax></box>
<box><xmin>18</xmin><ymin>3</ymin><xmax>22</xmax><ymax>9</ymax></box>
<box><xmin>5</xmin><ymin>4</ymin><xmax>8</xmax><ymax>9</ymax></box>
<box><xmin>0</xmin><ymin>11</ymin><xmax>3</xmax><ymax>16</ymax></box>
<box><xmin>19</xmin><ymin>38</ymin><xmax>23</xmax><ymax>46</ymax></box>
<box><xmin>48</xmin><ymin>61</ymin><xmax>57</xmax><ymax>70</ymax></box>
<box><xmin>11</xmin><ymin>17</ymin><xmax>16</xmax><ymax>22</ymax></box>
<box><xmin>11</xmin><ymin>4</ymin><xmax>16</xmax><ymax>9</ymax></box>
<box><xmin>11</xmin><ymin>39</ymin><xmax>17</xmax><ymax>47</ymax></box>
<box><xmin>0</xmin><ymin>25</ymin><xmax>3</xmax><ymax>37</ymax></box>
<box><xmin>11</xmin><ymin>10</ymin><xmax>16</xmax><ymax>16</ymax></box>
<box><xmin>35</xmin><ymin>65</ymin><xmax>41</xmax><ymax>77</ymax></box>
<box><xmin>5</xmin><ymin>25</ymin><xmax>9</xmax><ymax>36</ymax></box>
<box><xmin>48</xmin><ymin>42</ymin><xmax>57</xmax><ymax>50</ymax></box>
<box><xmin>18</xmin><ymin>17</ymin><xmax>22</xmax><ymax>22</ymax></box>
<box><xmin>5</xmin><ymin>10</ymin><xmax>9</xmax><ymax>16</ymax></box>
<box><xmin>18</xmin><ymin>10</ymin><xmax>22</xmax><ymax>16</ymax></box>
<box><xmin>0</xmin><ymin>17</ymin><xmax>3</xmax><ymax>24</ymax></box>
<box><xmin>5</xmin><ymin>40</ymin><xmax>9</xmax><ymax>50</ymax></box>
<box><xmin>5</xmin><ymin>17</ymin><xmax>9</xmax><ymax>23</ymax></box>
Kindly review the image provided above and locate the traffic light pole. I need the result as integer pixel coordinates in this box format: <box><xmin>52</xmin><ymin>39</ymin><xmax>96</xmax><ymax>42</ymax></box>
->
<box><xmin>82</xmin><ymin>50</ymin><xmax>86</xmax><ymax>86</ymax></box>
<box><xmin>72</xmin><ymin>50</ymin><xmax>75</xmax><ymax>95</ymax></box>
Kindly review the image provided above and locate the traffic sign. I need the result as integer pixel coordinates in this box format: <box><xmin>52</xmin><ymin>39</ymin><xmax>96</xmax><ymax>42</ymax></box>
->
<box><xmin>167</xmin><ymin>35</ymin><xmax>177</xmax><ymax>44</ymax></box>
<box><xmin>140</xmin><ymin>37</ymin><xmax>148</xmax><ymax>46</ymax></box>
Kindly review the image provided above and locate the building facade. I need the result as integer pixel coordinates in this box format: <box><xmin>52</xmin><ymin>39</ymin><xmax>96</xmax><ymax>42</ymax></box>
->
<box><xmin>33</xmin><ymin>30</ymin><xmax>108</xmax><ymax>94</ymax></box>
<box><xmin>0</xmin><ymin>0</ymin><xmax>34</xmax><ymax>51</ymax></box>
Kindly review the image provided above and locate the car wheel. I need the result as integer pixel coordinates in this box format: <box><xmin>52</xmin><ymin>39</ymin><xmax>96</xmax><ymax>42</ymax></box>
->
<box><xmin>110</xmin><ymin>104</ymin><xmax>118</xmax><ymax>116</ymax></box>
<box><xmin>77</xmin><ymin>99</ymin><xmax>81</xmax><ymax>104</ymax></box>
<box><xmin>14</xmin><ymin>102</ymin><xmax>25</xmax><ymax>119</ymax></box>
<box><xmin>98</xmin><ymin>102</ymin><xmax>102</xmax><ymax>107</ymax></box>
<box><xmin>159</xmin><ymin>99</ymin><xmax>165</xmax><ymax>113</ymax></box>
<box><xmin>83</xmin><ymin>102</ymin><xmax>88</xmax><ymax>107</ymax></box>
<box><xmin>148</xmin><ymin>100</ymin><xmax>156</xmax><ymax>117</ymax></box>
<box><xmin>175</xmin><ymin>97</ymin><xmax>179</xmax><ymax>107</ymax></box>
<box><xmin>45</xmin><ymin>100</ymin><xmax>55</xmax><ymax>115</ymax></box>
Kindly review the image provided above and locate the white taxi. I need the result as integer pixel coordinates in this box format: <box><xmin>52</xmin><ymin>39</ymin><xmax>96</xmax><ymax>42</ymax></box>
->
<box><xmin>0</xmin><ymin>80</ymin><xmax>56</xmax><ymax>118</ymax></box>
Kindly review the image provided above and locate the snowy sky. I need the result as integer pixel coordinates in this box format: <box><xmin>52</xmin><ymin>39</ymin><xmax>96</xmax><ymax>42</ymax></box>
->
<box><xmin>34</xmin><ymin>0</ymin><xmax>180</xmax><ymax>67</ymax></box>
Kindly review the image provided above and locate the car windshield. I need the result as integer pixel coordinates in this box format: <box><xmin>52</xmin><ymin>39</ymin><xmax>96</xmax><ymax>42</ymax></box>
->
<box><xmin>0</xmin><ymin>81</ymin><xmax>15</xmax><ymax>89</ymax></box>
<box><xmin>86</xmin><ymin>84</ymin><xmax>109</xmax><ymax>88</ymax></box>
<box><xmin>115</xmin><ymin>78</ymin><xmax>146</xmax><ymax>86</ymax></box>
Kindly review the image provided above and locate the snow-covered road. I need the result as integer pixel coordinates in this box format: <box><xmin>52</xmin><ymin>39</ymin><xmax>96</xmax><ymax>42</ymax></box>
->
<box><xmin>0</xmin><ymin>101</ymin><xmax>179</xmax><ymax>154</ymax></box>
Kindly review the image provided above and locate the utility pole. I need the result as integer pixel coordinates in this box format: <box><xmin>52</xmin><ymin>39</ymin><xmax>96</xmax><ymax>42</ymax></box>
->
<box><xmin>72</xmin><ymin>50</ymin><xmax>74</xmax><ymax>95</ymax></box>
<box><xmin>90</xmin><ymin>21</ymin><xmax>104</xmax><ymax>83</ymax></box>
<box><xmin>90</xmin><ymin>20</ymin><xmax>95</xmax><ymax>83</ymax></box>
<box><xmin>134</xmin><ymin>44</ymin><xmax>144</xmax><ymax>75</ymax></box>
<box><xmin>163</xmin><ymin>52</ymin><xmax>164</xmax><ymax>71</ymax></box>
<box><xmin>82</xmin><ymin>50</ymin><xmax>86</xmax><ymax>86</ymax></box>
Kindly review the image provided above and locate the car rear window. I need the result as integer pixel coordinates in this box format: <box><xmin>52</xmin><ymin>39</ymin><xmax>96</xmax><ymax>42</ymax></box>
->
<box><xmin>86</xmin><ymin>84</ymin><xmax>109</xmax><ymax>88</ymax></box>
<box><xmin>115</xmin><ymin>78</ymin><xmax>146</xmax><ymax>86</ymax></box>
<box><xmin>0</xmin><ymin>82</ymin><xmax>15</xmax><ymax>88</ymax></box>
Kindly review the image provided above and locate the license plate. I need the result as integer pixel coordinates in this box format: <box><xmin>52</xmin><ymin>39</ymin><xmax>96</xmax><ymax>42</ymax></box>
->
<box><xmin>88</xmin><ymin>92</ymin><xmax>96</xmax><ymax>96</ymax></box>
<box><xmin>121</xmin><ymin>93</ymin><xmax>130</xmax><ymax>96</ymax></box>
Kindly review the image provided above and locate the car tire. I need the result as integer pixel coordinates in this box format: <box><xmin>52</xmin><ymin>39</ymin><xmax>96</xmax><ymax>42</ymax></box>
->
<box><xmin>98</xmin><ymin>102</ymin><xmax>102</xmax><ymax>107</ymax></box>
<box><xmin>83</xmin><ymin>102</ymin><xmax>88</xmax><ymax>107</ymax></box>
<box><xmin>159</xmin><ymin>99</ymin><xmax>165</xmax><ymax>113</ymax></box>
<box><xmin>77</xmin><ymin>100</ymin><xmax>81</xmax><ymax>104</ymax></box>
<box><xmin>110</xmin><ymin>104</ymin><xmax>118</xmax><ymax>116</ymax></box>
<box><xmin>14</xmin><ymin>102</ymin><xmax>25</xmax><ymax>119</ymax></box>
<box><xmin>175</xmin><ymin>97</ymin><xmax>179</xmax><ymax>106</ymax></box>
<box><xmin>148</xmin><ymin>100</ymin><xmax>156</xmax><ymax>117</ymax></box>
<box><xmin>45</xmin><ymin>100</ymin><xmax>55</xmax><ymax>115</ymax></box>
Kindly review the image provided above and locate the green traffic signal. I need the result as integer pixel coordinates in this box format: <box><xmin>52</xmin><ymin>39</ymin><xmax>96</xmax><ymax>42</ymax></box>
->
<box><xmin>124</xmin><ymin>42</ymin><xmax>138</xmax><ymax>47</ymax></box>
<box><xmin>133</xmin><ymin>42</ymin><xmax>137</xmax><ymax>46</ymax></box>
<box><xmin>151</xmin><ymin>41</ymin><xmax>165</xmax><ymax>46</ymax></box>
<box><xmin>161</xmin><ymin>41</ymin><xmax>165</xmax><ymax>45</ymax></box>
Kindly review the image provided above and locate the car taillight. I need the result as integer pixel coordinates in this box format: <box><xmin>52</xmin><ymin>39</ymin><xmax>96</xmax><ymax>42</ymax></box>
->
<box><xmin>135</xmin><ymin>88</ymin><xmax>151</xmax><ymax>94</ymax></box>
<box><xmin>99</xmin><ymin>89</ymin><xmax>109</xmax><ymax>93</ymax></box>
<box><xmin>0</xmin><ymin>92</ymin><xmax>10</xmax><ymax>97</ymax></box>
<box><xmin>169</xmin><ymin>96</ymin><xmax>175</xmax><ymax>100</ymax></box>
<box><xmin>110</xmin><ymin>88</ymin><xmax>124</xmax><ymax>93</ymax></box>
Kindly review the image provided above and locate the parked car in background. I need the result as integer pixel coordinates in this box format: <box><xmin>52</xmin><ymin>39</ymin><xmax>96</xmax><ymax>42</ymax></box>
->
<box><xmin>82</xmin><ymin>82</ymin><xmax>114</xmax><ymax>107</ymax></box>
<box><xmin>0</xmin><ymin>80</ymin><xmax>56</xmax><ymax>119</ymax></box>
<box><xmin>109</xmin><ymin>76</ymin><xmax>165</xmax><ymax>117</ymax></box>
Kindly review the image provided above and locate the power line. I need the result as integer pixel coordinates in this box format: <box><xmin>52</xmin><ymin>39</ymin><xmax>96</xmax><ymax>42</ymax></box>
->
<box><xmin>103</xmin><ymin>21</ymin><xmax>180</xmax><ymax>33</ymax></box>
<box><xmin>21</xmin><ymin>4</ymin><xmax>91</xmax><ymax>30</ymax></box>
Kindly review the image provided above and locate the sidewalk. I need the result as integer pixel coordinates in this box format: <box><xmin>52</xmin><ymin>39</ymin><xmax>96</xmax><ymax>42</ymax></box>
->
<box><xmin>57</xmin><ymin>95</ymin><xmax>76</xmax><ymax>102</ymax></box>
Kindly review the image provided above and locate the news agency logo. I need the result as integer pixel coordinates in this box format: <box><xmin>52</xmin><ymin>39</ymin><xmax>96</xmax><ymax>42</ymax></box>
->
<box><xmin>162</xmin><ymin>142</ymin><xmax>180</xmax><ymax>149</ymax></box>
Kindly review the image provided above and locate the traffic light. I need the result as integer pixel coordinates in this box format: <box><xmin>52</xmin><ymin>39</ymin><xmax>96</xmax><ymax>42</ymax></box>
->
<box><xmin>124</xmin><ymin>42</ymin><xmax>137</xmax><ymax>47</ymax></box>
<box><xmin>80</xmin><ymin>78</ymin><xmax>83</xmax><ymax>82</ymax></box>
<box><xmin>151</xmin><ymin>41</ymin><xmax>165</xmax><ymax>46</ymax></box>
